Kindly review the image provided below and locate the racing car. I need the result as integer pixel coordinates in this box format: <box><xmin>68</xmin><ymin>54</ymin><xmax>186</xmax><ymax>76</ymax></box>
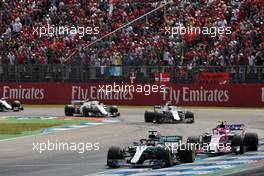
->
<box><xmin>106</xmin><ymin>131</ymin><xmax>196</xmax><ymax>168</ymax></box>
<box><xmin>64</xmin><ymin>100</ymin><xmax>120</xmax><ymax>117</ymax></box>
<box><xmin>187</xmin><ymin>121</ymin><xmax>259</xmax><ymax>155</ymax></box>
<box><xmin>144</xmin><ymin>101</ymin><xmax>194</xmax><ymax>123</ymax></box>
<box><xmin>0</xmin><ymin>99</ymin><xmax>24</xmax><ymax>112</ymax></box>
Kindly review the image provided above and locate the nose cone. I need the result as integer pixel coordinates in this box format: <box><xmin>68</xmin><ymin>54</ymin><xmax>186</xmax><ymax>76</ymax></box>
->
<box><xmin>209</xmin><ymin>143</ymin><xmax>218</xmax><ymax>153</ymax></box>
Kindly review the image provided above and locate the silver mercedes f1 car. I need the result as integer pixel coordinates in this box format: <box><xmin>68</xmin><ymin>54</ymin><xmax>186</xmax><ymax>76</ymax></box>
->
<box><xmin>64</xmin><ymin>100</ymin><xmax>120</xmax><ymax>117</ymax></box>
<box><xmin>0</xmin><ymin>99</ymin><xmax>24</xmax><ymax>112</ymax></box>
<box><xmin>106</xmin><ymin>131</ymin><xmax>196</xmax><ymax>168</ymax></box>
<box><xmin>144</xmin><ymin>102</ymin><xmax>194</xmax><ymax>123</ymax></box>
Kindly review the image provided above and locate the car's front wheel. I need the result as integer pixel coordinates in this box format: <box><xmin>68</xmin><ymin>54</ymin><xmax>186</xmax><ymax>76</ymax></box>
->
<box><xmin>158</xmin><ymin>148</ymin><xmax>173</xmax><ymax>167</ymax></box>
<box><xmin>107</xmin><ymin>146</ymin><xmax>124</xmax><ymax>168</ymax></box>
<box><xmin>12</xmin><ymin>100</ymin><xmax>22</xmax><ymax>112</ymax></box>
<box><xmin>178</xmin><ymin>144</ymin><xmax>196</xmax><ymax>163</ymax></box>
<box><xmin>65</xmin><ymin>105</ymin><xmax>75</xmax><ymax>116</ymax></box>
<box><xmin>185</xmin><ymin>111</ymin><xmax>194</xmax><ymax>123</ymax></box>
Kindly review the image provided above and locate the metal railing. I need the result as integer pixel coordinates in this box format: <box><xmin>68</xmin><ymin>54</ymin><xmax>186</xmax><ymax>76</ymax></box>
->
<box><xmin>0</xmin><ymin>65</ymin><xmax>263</xmax><ymax>83</ymax></box>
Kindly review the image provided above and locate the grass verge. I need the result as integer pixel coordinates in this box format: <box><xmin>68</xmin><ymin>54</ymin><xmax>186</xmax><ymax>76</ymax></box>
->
<box><xmin>0</xmin><ymin>118</ymin><xmax>94</xmax><ymax>140</ymax></box>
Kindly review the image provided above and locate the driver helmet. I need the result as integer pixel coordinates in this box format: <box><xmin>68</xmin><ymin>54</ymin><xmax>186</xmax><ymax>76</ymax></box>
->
<box><xmin>166</xmin><ymin>101</ymin><xmax>172</xmax><ymax>106</ymax></box>
<box><xmin>218</xmin><ymin>121</ymin><xmax>226</xmax><ymax>128</ymax></box>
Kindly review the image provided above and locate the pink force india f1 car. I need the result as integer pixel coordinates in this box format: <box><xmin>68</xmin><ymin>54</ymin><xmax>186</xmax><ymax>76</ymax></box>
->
<box><xmin>187</xmin><ymin>121</ymin><xmax>258</xmax><ymax>155</ymax></box>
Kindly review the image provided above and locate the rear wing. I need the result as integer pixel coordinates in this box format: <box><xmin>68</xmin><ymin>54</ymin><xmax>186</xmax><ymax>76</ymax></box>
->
<box><xmin>71</xmin><ymin>100</ymin><xmax>85</xmax><ymax>105</ymax></box>
<box><xmin>154</xmin><ymin>105</ymin><xmax>162</xmax><ymax>110</ymax></box>
<box><xmin>228</xmin><ymin>124</ymin><xmax>245</xmax><ymax>130</ymax></box>
<box><xmin>159</xmin><ymin>136</ymin><xmax>182</xmax><ymax>143</ymax></box>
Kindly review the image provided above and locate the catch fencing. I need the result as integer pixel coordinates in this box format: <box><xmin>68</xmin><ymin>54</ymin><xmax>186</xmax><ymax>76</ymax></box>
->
<box><xmin>0</xmin><ymin>65</ymin><xmax>263</xmax><ymax>83</ymax></box>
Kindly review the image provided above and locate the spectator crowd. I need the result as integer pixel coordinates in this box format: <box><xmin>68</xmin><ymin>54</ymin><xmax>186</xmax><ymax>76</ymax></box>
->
<box><xmin>0</xmin><ymin>0</ymin><xmax>263</xmax><ymax>68</ymax></box>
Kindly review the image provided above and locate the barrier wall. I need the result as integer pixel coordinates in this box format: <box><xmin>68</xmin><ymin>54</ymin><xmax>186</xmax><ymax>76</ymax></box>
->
<box><xmin>0</xmin><ymin>83</ymin><xmax>263</xmax><ymax>107</ymax></box>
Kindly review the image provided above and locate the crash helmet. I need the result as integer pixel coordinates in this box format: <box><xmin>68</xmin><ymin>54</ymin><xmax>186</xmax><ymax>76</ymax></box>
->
<box><xmin>166</xmin><ymin>101</ymin><xmax>172</xmax><ymax>106</ymax></box>
<box><xmin>218</xmin><ymin>120</ymin><xmax>226</xmax><ymax>128</ymax></box>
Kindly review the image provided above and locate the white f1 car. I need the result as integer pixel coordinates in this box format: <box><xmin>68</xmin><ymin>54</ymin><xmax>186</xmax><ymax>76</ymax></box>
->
<box><xmin>64</xmin><ymin>100</ymin><xmax>120</xmax><ymax>117</ymax></box>
<box><xmin>0</xmin><ymin>99</ymin><xmax>24</xmax><ymax>112</ymax></box>
<box><xmin>144</xmin><ymin>102</ymin><xmax>194</xmax><ymax>123</ymax></box>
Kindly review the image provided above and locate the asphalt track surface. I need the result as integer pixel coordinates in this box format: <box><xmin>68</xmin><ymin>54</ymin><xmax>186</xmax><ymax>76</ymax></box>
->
<box><xmin>0</xmin><ymin>107</ymin><xmax>264</xmax><ymax>176</ymax></box>
<box><xmin>229</xmin><ymin>167</ymin><xmax>264</xmax><ymax>176</ymax></box>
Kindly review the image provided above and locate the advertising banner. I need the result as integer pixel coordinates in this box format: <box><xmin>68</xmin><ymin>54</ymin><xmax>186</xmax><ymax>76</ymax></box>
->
<box><xmin>197</xmin><ymin>72</ymin><xmax>230</xmax><ymax>84</ymax></box>
<box><xmin>0</xmin><ymin>83</ymin><xmax>263</xmax><ymax>107</ymax></box>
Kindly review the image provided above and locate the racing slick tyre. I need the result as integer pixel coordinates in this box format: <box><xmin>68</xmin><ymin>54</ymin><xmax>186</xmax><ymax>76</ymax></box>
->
<box><xmin>244</xmin><ymin>133</ymin><xmax>258</xmax><ymax>151</ymax></box>
<box><xmin>185</xmin><ymin>111</ymin><xmax>194</xmax><ymax>123</ymax></box>
<box><xmin>178</xmin><ymin>144</ymin><xmax>196</xmax><ymax>163</ymax></box>
<box><xmin>158</xmin><ymin>148</ymin><xmax>173</xmax><ymax>167</ymax></box>
<box><xmin>64</xmin><ymin>105</ymin><xmax>75</xmax><ymax>116</ymax></box>
<box><xmin>11</xmin><ymin>100</ymin><xmax>22</xmax><ymax>112</ymax></box>
<box><xmin>187</xmin><ymin>136</ymin><xmax>200</xmax><ymax>144</ymax></box>
<box><xmin>231</xmin><ymin>136</ymin><xmax>245</xmax><ymax>154</ymax></box>
<box><xmin>82</xmin><ymin>107</ymin><xmax>92</xmax><ymax>117</ymax></box>
<box><xmin>107</xmin><ymin>146</ymin><xmax>124</xmax><ymax>168</ymax></box>
<box><xmin>155</xmin><ymin>113</ymin><xmax>167</xmax><ymax>124</ymax></box>
<box><xmin>144</xmin><ymin>111</ymin><xmax>156</xmax><ymax>123</ymax></box>
<box><xmin>110</xmin><ymin>106</ymin><xmax>120</xmax><ymax>117</ymax></box>
<box><xmin>110</xmin><ymin>106</ymin><xmax>118</xmax><ymax>113</ymax></box>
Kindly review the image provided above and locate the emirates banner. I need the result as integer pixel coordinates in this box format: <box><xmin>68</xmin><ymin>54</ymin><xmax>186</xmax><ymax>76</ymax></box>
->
<box><xmin>0</xmin><ymin>83</ymin><xmax>263</xmax><ymax>107</ymax></box>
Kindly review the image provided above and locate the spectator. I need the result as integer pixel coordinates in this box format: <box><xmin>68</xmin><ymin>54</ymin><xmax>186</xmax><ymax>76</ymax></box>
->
<box><xmin>0</xmin><ymin>0</ymin><xmax>262</xmax><ymax>68</ymax></box>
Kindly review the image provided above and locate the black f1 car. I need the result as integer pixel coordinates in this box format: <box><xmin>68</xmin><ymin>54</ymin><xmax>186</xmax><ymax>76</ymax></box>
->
<box><xmin>0</xmin><ymin>99</ymin><xmax>24</xmax><ymax>112</ymax></box>
<box><xmin>106</xmin><ymin>131</ymin><xmax>196</xmax><ymax>168</ymax></box>
<box><xmin>64</xmin><ymin>100</ymin><xmax>120</xmax><ymax>117</ymax></box>
<box><xmin>144</xmin><ymin>102</ymin><xmax>194</xmax><ymax>124</ymax></box>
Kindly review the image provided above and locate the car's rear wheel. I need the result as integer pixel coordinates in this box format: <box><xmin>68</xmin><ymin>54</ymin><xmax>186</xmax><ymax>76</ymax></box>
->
<box><xmin>178</xmin><ymin>144</ymin><xmax>196</xmax><ymax>163</ymax></box>
<box><xmin>64</xmin><ymin>105</ymin><xmax>74</xmax><ymax>116</ymax></box>
<box><xmin>231</xmin><ymin>136</ymin><xmax>245</xmax><ymax>154</ymax></box>
<box><xmin>244</xmin><ymin>133</ymin><xmax>258</xmax><ymax>151</ymax></box>
<box><xmin>107</xmin><ymin>146</ymin><xmax>124</xmax><ymax>168</ymax></box>
<box><xmin>82</xmin><ymin>107</ymin><xmax>92</xmax><ymax>117</ymax></box>
<box><xmin>155</xmin><ymin>113</ymin><xmax>167</xmax><ymax>124</ymax></box>
<box><xmin>187</xmin><ymin>136</ymin><xmax>200</xmax><ymax>144</ymax></box>
<box><xmin>144</xmin><ymin>111</ymin><xmax>156</xmax><ymax>122</ymax></box>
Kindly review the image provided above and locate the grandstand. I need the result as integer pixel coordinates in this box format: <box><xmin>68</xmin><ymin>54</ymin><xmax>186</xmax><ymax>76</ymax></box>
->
<box><xmin>0</xmin><ymin>0</ymin><xmax>263</xmax><ymax>83</ymax></box>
